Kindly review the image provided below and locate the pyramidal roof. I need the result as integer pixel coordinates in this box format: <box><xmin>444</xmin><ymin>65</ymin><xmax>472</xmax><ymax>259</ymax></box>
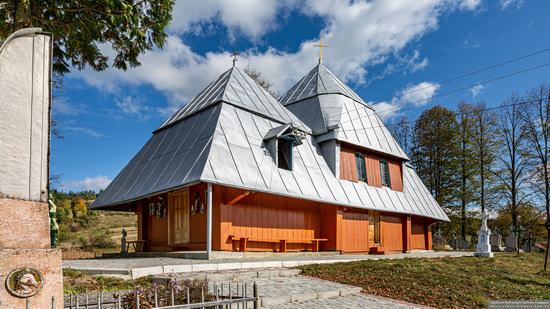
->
<box><xmin>280</xmin><ymin>63</ymin><xmax>366</xmax><ymax>106</ymax></box>
<box><xmin>159</xmin><ymin>66</ymin><xmax>309</xmax><ymax>132</ymax></box>
<box><xmin>281</xmin><ymin>63</ymin><xmax>409</xmax><ymax>160</ymax></box>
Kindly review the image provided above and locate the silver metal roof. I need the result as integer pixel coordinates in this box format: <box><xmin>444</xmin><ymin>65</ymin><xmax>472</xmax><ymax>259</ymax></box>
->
<box><xmin>92</xmin><ymin>66</ymin><xmax>448</xmax><ymax>221</ymax></box>
<box><xmin>159</xmin><ymin>66</ymin><xmax>309</xmax><ymax>132</ymax></box>
<box><xmin>280</xmin><ymin>64</ymin><xmax>366</xmax><ymax>105</ymax></box>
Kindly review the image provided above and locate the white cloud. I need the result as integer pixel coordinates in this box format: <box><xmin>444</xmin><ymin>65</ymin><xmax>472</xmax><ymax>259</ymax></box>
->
<box><xmin>64</xmin><ymin>126</ymin><xmax>107</xmax><ymax>139</ymax></box>
<box><xmin>73</xmin><ymin>0</ymin><xmax>481</xmax><ymax>114</ymax></box>
<box><xmin>53</xmin><ymin>97</ymin><xmax>86</xmax><ymax>116</ymax></box>
<box><xmin>371</xmin><ymin>81</ymin><xmax>440</xmax><ymax>120</ymax></box>
<box><xmin>63</xmin><ymin>176</ymin><xmax>112</xmax><ymax>192</ymax></box>
<box><xmin>458</xmin><ymin>0</ymin><xmax>482</xmax><ymax>10</ymax></box>
<box><xmin>469</xmin><ymin>84</ymin><xmax>484</xmax><ymax>98</ymax></box>
<box><xmin>169</xmin><ymin>0</ymin><xmax>290</xmax><ymax>40</ymax></box>
<box><xmin>116</xmin><ymin>96</ymin><xmax>154</xmax><ymax>120</ymax></box>
<box><xmin>500</xmin><ymin>0</ymin><xmax>523</xmax><ymax>10</ymax></box>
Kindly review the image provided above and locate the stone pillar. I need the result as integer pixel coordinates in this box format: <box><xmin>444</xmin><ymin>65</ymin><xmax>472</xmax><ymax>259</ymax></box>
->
<box><xmin>0</xmin><ymin>28</ymin><xmax>63</xmax><ymax>308</ymax></box>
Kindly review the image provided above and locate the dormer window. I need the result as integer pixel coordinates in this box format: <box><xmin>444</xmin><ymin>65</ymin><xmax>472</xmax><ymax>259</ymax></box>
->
<box><xmin>380</xmin><ymin>160</ymin><xmax>391</xmax><ymax>187</ymax></box>
<box><xmin>278</xmin><ymin>138</ymin><xmax>293</xmax><ymax>170</ymax></box>
<box><xmin>263</xmin><ymin>124</ymin><xmax>305</xmax><ymax>172</ymax></box>
<box><xmin>355</xmin><ymin>152</ymin><xmax>367</xmax><ymax>182</ymax></box>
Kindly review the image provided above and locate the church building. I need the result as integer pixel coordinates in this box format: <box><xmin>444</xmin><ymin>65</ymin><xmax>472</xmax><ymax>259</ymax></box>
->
<box><xmin>91</xmin><ymin>60</ymin><xmax>449</xmax><ymax>255</ymax></box>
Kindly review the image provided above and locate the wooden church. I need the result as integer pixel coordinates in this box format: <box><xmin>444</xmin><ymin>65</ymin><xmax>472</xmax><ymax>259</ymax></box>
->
<box><xmin>91</xmin><ymin>61</ymin><xmax>449</xmax><ymax>255</ymax></box>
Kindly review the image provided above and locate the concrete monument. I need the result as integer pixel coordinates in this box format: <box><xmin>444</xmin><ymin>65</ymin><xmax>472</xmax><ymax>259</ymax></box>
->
<box><xmin>475</xmin><ymin>209</ymin><xmax>493</xmax><ymax>257</ymax></box>
<box><xmin>0</xmin><ymin>28</ymin><xmax>62</xmax><ymax>308</ymax></box>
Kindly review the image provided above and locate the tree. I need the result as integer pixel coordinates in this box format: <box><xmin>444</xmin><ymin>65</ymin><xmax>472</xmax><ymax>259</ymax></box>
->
<box><xmin>495</xmin><ymin>94</ymin><xmax>531</xmax><ymax>234</ymax></box>
<box><xmin>456</xmin><ymin>102</ymin><xmax>477</xmax><ymax>239</ymax></box>
<box><xmin>389</xmin><ymin>116</ymin><xmax>413</xmax><ymax>156</ymax></box>
<box><xmin>521</xmin><ymin>83</ymin><xmax>550</xmax><ymax>271</ymax></box>
<box><xmin>0</xmin><ymin>1</ymin><xmax>175</xmax><ymax>75</ymax></box>
<box><xmin>244</xmin><ymin>65</ymin><xmax>278</xmax><ymax>98</ymax></box>
<box><xmin>412</xmin><ymin>106</ymin><xmax>460</xmax><ymax>211</ymax></box>
<box><xmin>472</xmin><ymin>102</ymin><xmax>499</xmax><ymax>213</ymax></box>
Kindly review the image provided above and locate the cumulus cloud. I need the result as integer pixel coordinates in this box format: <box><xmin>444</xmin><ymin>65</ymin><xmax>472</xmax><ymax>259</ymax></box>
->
<box><xmin>371</xmin><ymin>81</ymin><xmax>440</xmax><ymax>120</ymax></box>
<box><xmin>469</xmin><ymin>84</ymin><xmax>484</xmax><ymax>98</ymax></box>
<box><xmin>73</xmin><ymin>0</ymin><xmax>482</xmax><ymax>114</ymax></box>
<box><xmin>63</xmin><ymin>176</ymin><xmax>112</xmax><ymax>192</ymax></box>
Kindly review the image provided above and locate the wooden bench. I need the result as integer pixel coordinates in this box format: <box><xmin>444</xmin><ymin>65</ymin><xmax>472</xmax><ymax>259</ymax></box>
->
<box><xmin>126</xmin><ymin>240</ymin><xmax>146</xmax><ymax>252</ymax></box>
<box><xmin>228</xmin><ymin>236</ymin><xmax>327</xmax><ymax>252</ymax></box>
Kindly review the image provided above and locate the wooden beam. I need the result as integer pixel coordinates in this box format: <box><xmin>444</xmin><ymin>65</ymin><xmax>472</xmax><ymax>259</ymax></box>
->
<box><xmin>227</xmin><ymin>191</ymin><xmax>251</xmax><ymax>206</ymax></box>
<box><xmin>403</xmin><ymin>215</ymin><xmax>412</xmax><ymax>253</ymax></box>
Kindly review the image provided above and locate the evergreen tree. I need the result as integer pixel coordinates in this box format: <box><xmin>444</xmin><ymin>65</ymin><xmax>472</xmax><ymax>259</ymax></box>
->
<box><xmin>456</xmin><ymin>102</ymin><xmax>477</xmax><ymax>239</ymax></box>
<box><xmin>412</xmin><ymin>106</ymin><xmax>460</xmax><ymax>213</ymax></box>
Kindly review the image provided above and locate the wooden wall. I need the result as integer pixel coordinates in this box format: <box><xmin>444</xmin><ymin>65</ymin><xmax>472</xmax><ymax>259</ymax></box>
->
<box><xmin>339</xmin><ymin>211</ymin><xmax>370</xmax><ymax>252</ymax></box>
<box><xmin>216</xmin><ymin>186</ymin><xmax>323</xmax><ymax>251</ymax></box>
<box><xmin>380</xmin><ymin>214</ymin><xmax>404</xmax><ymax>251</ymax></box>
<box><xmin>134</xmin><ymin>182</ymin><xmax>435</xmax><ymax>253</ymax></box>
<box><xmin>340</xmin><ymin>144</ymin><xmax>403</xmax><ymax>192</ymax></box>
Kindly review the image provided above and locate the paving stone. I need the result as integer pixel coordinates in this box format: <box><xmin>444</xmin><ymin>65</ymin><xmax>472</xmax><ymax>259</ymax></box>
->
<box><xmin>163</xmin><ymin>264</ymin><xmax>192</xmax><ymax>273</ymax></box>
<box><xmin>130</xmin><ymin>266</ymin><xmax>163</xmax><ymax>279</ymax></box>
<box><xmin>263</xmin><ymin>294</ymin><xmax>432</xmax><ymax>309</ymax></box>
<box><xmin>257</xmin><ymin>269</ymin><xmax>280</xmax><ymax>278</ymax></box>
<box><xmin>279</xmin><ymin>269</ymin><xmax>301</xmax><ymax>277</ymax></box>
<box><xmin>217</xmin><ymin>262</ymin><xmax>242</xmax><ymax>270</ymax></box>
<box><xmin>192</xmin><ymin>263</ymin><xmax>218</xmax><ymax>272</ymax></box>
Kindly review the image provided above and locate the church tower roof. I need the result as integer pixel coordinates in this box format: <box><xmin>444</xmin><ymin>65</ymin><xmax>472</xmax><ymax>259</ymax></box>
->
<box><xmin>159</xmin><ymin>66</ymin><xmax>309</xmax><ymax>132</ymax></box>
<box><xmin>280</xmin><ymin>63</ymin><xmax>366</xmax><ymax>106</ymax></box>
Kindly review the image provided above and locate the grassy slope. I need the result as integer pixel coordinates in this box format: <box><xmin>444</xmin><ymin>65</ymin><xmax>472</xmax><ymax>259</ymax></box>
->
<box><xmin>63</xmin><ymin>269</ymin><xmax>152</xmax><ymax>294</ymax></box>
<box><xmin>299</xmin><ymin>253</ymin><xmax>550</xmax><ymax>309</ymax></box>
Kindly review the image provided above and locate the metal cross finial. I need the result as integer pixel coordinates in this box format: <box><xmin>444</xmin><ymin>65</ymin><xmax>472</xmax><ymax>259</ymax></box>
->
<box><xmin>314</xmin><ymin>36</ymin><xmax>329</xmax><ymax>64</ymax></box>
<box><xmin>231</xmin><ymin>51</ymin><xmax>240</xmax><ymax>67</ymax></box>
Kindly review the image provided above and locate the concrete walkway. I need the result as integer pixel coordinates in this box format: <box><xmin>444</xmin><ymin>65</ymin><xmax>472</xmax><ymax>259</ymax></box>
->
<box><xmin>63</xmin><ymin>251</ymin><xmax>473</xmax><ymax>279</ymax></box>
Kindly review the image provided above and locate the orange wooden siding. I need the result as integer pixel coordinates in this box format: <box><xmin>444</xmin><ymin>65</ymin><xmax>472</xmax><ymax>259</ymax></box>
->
<box><xmin>411</xmin><ymin>221</ymin><xmax>426</xmax><ymax>250</ymax></box>
<box><xmin>134</xmin><ymin>183</ymin><xmax>436</xmax><ymax>253</ymax></box>
<box><xmin>217</xmin><ymin>186</ymin><xmax>323</xmax><ymax>252</ymax></box>
<box><xmin>339</xmin><ymin>144</ymin><xmax>403</xmax><ymax>192</ymax></box>
<box><xmin>340</xmin><ymin>211</ymin><xmax>370</xmax><ymax>252</ymax></box>
<box><xmin>380</xmin><ymin>214</ymin><xmax>404</xmax><ymax>251</ymax></box>
<box><xmin>340</xmin><ymin>148</ymin><xmax>358</xmax><ymax>182</ymax></box>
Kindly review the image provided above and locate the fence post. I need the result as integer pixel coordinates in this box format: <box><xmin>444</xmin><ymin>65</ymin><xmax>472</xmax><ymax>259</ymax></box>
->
<box><xmin>186</xmin><ymin>287</ymin><xmax>190</xmax><ymax>305</ymax></box>
<box><xmin>136</xmin><ymin>290</ymin><xmax>140</xmax><ymax>309</ymax></box>
<box><xmin>26</xmin><ymin>298</ymin><xmax>30</xmax><ymax>309</ymax></box>
<box><xmin>51</xmin><ymin>296</ymin><xmax>55</xmax><ymax>309</ymax></box>
<box><xmin>253</xmin><ymin>282</ymin><xmax>259</xmax><ymax>309</ymax></box>
<box><xmin>85</xmin><ymin>290</ymin><xmax>89</xmax><ymax>309</ymax></box>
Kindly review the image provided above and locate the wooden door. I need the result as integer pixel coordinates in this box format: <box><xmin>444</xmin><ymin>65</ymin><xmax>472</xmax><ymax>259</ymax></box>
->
<box><xmin>169</xmin><ymin>189</ymin><xmax>190</xmax><ymax>245</ymax></box>
<box><xmin>341</xmin><ymin>212</ymin><xmax>370</xmax><ymax>252</ymax></box>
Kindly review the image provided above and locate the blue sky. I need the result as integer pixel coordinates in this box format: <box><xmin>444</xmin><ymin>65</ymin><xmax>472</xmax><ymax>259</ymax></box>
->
<box><xmin>52</xmin><ymin>0</ymin><xmax>550</xmax><ymax>192</ymax></box>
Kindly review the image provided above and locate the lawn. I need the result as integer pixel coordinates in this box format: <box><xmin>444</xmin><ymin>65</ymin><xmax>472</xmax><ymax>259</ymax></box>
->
<box><xmin>299</xmin><ymin>253</ymin><xmax>550</xmax><ymax>309</ymax></box>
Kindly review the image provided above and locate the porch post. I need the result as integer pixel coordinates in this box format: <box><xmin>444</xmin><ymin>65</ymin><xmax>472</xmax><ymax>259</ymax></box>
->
<box><xmin>206</xmin><ymin>183</ymin><xmax>213</xmax><ymax>258</ymax></box>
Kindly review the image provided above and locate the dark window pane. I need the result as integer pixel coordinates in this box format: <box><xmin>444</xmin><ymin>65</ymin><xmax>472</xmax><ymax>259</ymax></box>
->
<box><xmin>380</xmin><ymin>160</ymin><xmax>391</xmax><ymax>187</ymax></box>
<box><xmin>355</xmin><ymin>152</ymin><xmax>367</xmax><ymax>181</ymax></box>
<box><xmin>278</xmin><ymin>139</ymin><xmax>292</xmax><ymax>170</ymax></box>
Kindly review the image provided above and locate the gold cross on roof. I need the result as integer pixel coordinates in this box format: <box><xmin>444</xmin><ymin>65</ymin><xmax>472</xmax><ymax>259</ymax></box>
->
<box><xmin>314</xmin><ymin>36</ymin><xmax>329</xmax><ymax>64</ymax></box>
<box><xmin>230</xmin><ymin>51</ymin><xmax>240</xmax><ymax>66</ymax></box>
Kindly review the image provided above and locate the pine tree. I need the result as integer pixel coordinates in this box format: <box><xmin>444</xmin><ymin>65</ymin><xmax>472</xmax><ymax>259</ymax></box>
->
<box><xmin>412</xmin><ymin>106</ymin><xmax>460</xmax><ymax>212</ymax></box>
<box><xmin>456</xmin><ymin>102</ymin><xmax>478</xmax><ymax>239</ymax></box>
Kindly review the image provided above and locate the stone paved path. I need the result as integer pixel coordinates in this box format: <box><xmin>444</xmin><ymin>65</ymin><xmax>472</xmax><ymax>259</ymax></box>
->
<box><xmin>264</xmin><ymin>293</ymin><xmax>430</xmax><ymax>308</ymax></box>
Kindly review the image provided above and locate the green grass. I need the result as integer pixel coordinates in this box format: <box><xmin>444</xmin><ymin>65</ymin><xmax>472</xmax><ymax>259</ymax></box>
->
<box><xmin>299</xmin><ymin>253</ymin><xmax>550</xmax><ymax>308</ymax></box>
<box><xmin>63</xmin><ymin>269</ymin><xmax>152</xmax><ymax>294</ymax></box>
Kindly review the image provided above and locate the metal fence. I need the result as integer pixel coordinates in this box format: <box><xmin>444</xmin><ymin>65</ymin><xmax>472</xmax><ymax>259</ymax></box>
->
<box><xmin>46</xmin><ymin>282</ymin><xmax>258</xmax><ymax>309</ymax></box>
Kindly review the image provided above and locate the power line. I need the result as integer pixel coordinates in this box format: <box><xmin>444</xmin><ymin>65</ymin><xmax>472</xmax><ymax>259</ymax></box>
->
<box><xmin>331</xmin><ymin>61</ymin><xmax>550</xmax><ymax>129</ymax></box>
<box><xmin>389</xmin><ymin>47</ymin><xmax>550</xmax><ymax>101</ymax></box>
<box><xmin>339</xmin><ymin>97</ymin><xmax>543</xmax><ymax>133</ymax></box>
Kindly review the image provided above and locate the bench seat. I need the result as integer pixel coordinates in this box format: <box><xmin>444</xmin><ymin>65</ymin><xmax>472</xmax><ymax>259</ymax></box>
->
<box><xmin>228</xmin><ymin>235</ymin><xmax>327</xmax><ymax>252</ymax></box>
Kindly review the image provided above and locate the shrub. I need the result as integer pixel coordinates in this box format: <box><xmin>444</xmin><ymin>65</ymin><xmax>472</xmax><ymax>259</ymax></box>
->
<box><xmin>121</xmin><ymin>279</ymin><xmax>214</xmax><ymax>308</ymax></box>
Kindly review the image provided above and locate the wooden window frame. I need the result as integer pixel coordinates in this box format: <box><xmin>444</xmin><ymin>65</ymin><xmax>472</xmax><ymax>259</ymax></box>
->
<box><xmin>380</xmin><ymin>159</ymin><xmax>391</xmax><ymax>188</ymax></box>
<box><xmin>355</xmin><ymin>152</ymin><xmax>367</xmax><ymax>182</ymax></box>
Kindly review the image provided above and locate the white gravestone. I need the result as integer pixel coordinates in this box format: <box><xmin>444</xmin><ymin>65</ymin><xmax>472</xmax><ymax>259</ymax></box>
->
<box><xmin>475</xmin><ymin>209</ymin><xmax>493</xmax><ymax>258</ymax></box>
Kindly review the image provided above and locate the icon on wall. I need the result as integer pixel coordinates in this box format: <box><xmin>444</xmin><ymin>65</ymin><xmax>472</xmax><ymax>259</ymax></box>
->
<box><xmin>5</xmin><ymin>268</ymin><xmax>44</xmax><ymax>298</ymax></box>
